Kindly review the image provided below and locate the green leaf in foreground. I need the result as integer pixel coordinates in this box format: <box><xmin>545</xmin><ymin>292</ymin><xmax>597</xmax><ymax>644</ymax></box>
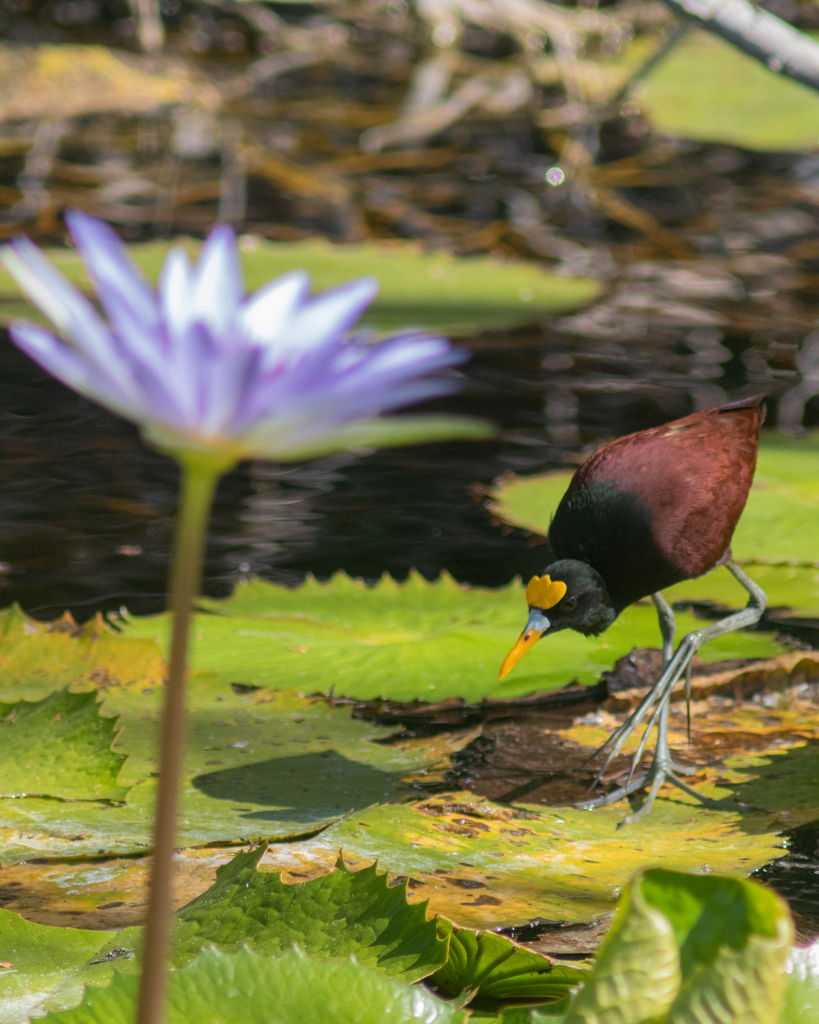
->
<box><xmin>42</xmin><ymin>946</ymin><xmax>467</xmax><ymax>1024</ymax></box>
<box><xmin>0</xmin><ymin>689</ymin><xmax>128</xmax><ymax>802</ymax></box>
<box><xmin>431</xmin><ymin>919</ymin><xmax>585</xmax><ymax>1009</ymax></box>
<box><xmin>84</xmin><ymin>845</ymin><xmax>447</xmax><ymax>986</ymax></box>
<box><xmin>563</xmin><ymin>868</ymin><xmax>793</xmax><ymax>1024</ymax></box>
<box><xmin>782</xmin><ymin>940</ymin><xmax>819</xmax><ymax>1024</ymax></box>
<box><xmin>172</xmin><ymin>844</ymin><xmax>447</xmax><ymax>980</ymax></box>
<box><xmin>0</xmin><ymin>909</ymin><xmax>113</xmax><ymax>1024</ymax></box>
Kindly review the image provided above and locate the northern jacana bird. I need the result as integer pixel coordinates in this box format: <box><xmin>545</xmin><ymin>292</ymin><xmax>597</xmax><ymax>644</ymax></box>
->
<box><xmin>498</xmin><ymin>395</ymin><xmax>767</xmax><ymax>823</ymax></box>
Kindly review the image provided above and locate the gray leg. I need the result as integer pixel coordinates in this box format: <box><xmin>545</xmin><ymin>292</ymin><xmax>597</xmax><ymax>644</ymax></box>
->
<box><xmin>577</xmin><ymin>563</ymin><xmax>766</xmax><ymax>821</ymax></box>
<box><xmin>652</xmin><ymin>591</ymin><xmax>676</xmax><ymax>665</ymax></box>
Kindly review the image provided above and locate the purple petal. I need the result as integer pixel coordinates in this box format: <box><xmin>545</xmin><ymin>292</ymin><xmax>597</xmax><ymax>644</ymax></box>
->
<box><xmin>10</xmin><ymin>322</ymin><xmax>145</xmax><ymax>422</ymax></box>
<box><xmin>65</xmin><ymin>211</ymin><xmax>159</xmax><ymax>347</ymax></box>
<box><xmin>3</xmin><ymin>238</ymin><xmax>115</xmax><ymax>364</ymax></box>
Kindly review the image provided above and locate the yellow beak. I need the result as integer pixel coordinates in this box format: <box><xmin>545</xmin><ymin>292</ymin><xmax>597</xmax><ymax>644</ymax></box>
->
<box><xmin>498</xmin><ymin>626</ymin><xmax>544</xmax><ymax>680</ymax></box>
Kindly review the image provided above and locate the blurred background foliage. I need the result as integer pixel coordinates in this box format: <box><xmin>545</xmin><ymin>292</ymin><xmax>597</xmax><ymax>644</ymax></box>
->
<box><xmin>7</xmin><ymin>0</ymin><xmax>819</xmax><ymax>614</ymax></box>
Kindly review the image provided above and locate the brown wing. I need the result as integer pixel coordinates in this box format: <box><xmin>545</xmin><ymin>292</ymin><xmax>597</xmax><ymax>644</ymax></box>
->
<box><xmin>549</xmin><ymin>397</ymin><xmax>762</xmax><ymax>609</ymax></box>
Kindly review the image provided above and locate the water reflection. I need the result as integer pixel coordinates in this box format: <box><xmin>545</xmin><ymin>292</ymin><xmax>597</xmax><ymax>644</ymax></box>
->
<box><xmin>0</xmin><ymin>292</ymin><xmax>800</xmax><ymax>619</ymax></box>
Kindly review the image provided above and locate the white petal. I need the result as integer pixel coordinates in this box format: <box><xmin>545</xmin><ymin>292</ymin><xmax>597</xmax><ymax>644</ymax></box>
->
<box><xmin>190</xmin><ymin>224</ymin><xmax>243</xmax><ymax>338</ymax></box>
<box><xmin>239</xmin><ymin>270</ymin><xmax>310</xmax><ymax>345</ymax></box>
<box><xmin>159</xmin><ymin>247</ymin><xmax>195</xmax><ymax>341</ymax></box>
<box><xmin>265</xmin><ymin>277</ymin><xmax>378</xmax><ymax>365</ymax></box>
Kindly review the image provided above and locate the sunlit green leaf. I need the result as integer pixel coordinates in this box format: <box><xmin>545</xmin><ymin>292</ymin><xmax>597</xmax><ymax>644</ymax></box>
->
<box><xmin>559</xmin><ymin>869</ymin><xmax>792</xmax><ymax>1024</ymax></box>
<box><xmin>119</xmin><ymin>573</ymin><xmax>784</xmax><ymax>706</ymax></box>
<box><xmin>0</xmin><ymin>238</ymin><xmax>599</xmax><ymax>335</ymax></box>
<box><xmin>0</xmin><ymin>689</ymin><xmax>127</xmax><ymax>802</ymax></box>
<box><xmin>293</xmin><ymin>799</ymin><xmax>785</xmax><ymax>929</ymax></box>
<box><xmin>0</xmin><ymin>674</ymin><xmax>429</xmax><ymax>863</ymax></box>
<box><xmin>563</xmin><ymin>868</ymin><xmax>681</xmax><ymax>1024</ymax></box>
<box><xmin>41</xmin><ymin>946</ymin><xmax>467</xmax><ymax>1024</ymax></box>
<box><xmin>0</xmin><ymin>607</ymin><xmax>165</xmax><ymax>703</ymax></box>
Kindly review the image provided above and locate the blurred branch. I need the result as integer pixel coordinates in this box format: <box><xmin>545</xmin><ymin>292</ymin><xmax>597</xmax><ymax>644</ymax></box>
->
<box><xmin>609</xmin><ymin>21</ymin><xmax>691</xmax><ymax>110</ymax></box>
<box><xmin>130</xmin><ymin>0</ymin><xmax>164</xmax><ymax>53</ymax></box>
<box><xmin>0</xmin><ymin>119</ymin><xmax>66</xmax><ymax>224</ymax></box>
<box><xmin>661</xmin><ymin>0</ymin><xmax>819</xmax><ymax>93</ymax></box>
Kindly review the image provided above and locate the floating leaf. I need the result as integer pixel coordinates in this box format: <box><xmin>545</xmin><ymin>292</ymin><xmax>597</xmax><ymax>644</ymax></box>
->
<box><xmin>431</xmin><ymin>919</ymin><xmax>585</xmax><ymax>1008</ymax></box>
<box><xmin>624</xmin><ymin>29</ymin><xmax>819</xmax><ymax>152</ymax></box>
<box><xmin>0</xmin><ymin>237</ymin><xmax>599</xmax><ymax>336</ymax></box>
<box><xmin>0</xmin><ymin>677</ymin><xmax>430</xmax><ymax>863</ymax></box>
<box><xmin>284</xmin><ymin>798</ymin><xmax>784</xmax><ymax>929</ymax></box>
<box><xmin>0</xmin><ymin>607</ymin><xmax>165</xmax><ymax>704</ymax></box>
<box><xmin>41</xmin><ymin>946</ymin><xmax>467</xmax><ymax>1024</ymax></box>
<box><xmin>0</xmin><ymin>689</ymin><xmax>127</xmax><ymax>802</ymax></box>
<box><xmin>119</xmin><ymin>573</ymin><xmax>784</xmax><ymax>705</ymax></box>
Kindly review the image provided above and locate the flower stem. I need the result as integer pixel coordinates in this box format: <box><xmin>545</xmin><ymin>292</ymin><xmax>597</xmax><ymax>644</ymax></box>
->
<box><xmin>136</xmin><ymin>452</ymin><xmax>232</xmax><ymax>1024</ymax></box>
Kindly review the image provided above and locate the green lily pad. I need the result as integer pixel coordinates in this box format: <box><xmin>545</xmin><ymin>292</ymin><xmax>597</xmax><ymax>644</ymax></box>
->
<box><xmin>0</xmin><ymin>238</ymin><xmax>599</xmax><ymax>336</ymax></box>
<box><xmin>624</xmin><ymin>29</ymin><xmax>819</xmax><ymax>152</ymax></box>
<box><xmin>41</xmin><ymin>946</ymin><xmax>467</xmax><ymax>1024</ymax></box>
<box><xmin>118</xmin><ymin>573</ymin><xmax>784</xmax><ymax>705</ymax></box>
<box><xmin>0</xmin><ymin>607</ymin><xmax>165</xmax><ymax>701</ymax></box>
<box><xmin>431</xmin><ymin>919</ymin><xmax>585</xmax><ymax>1008</ymax></box>
<box><xmin>0</xmin><ymin>689</ymin><xmax>127</xmax><ymax>802</ymax></box>
<box><xmin>0</xmin><ymin>674</ymin><xmax>433</xmax><ymax>863</ymax></box>
<box><xmin>277</xmin><ymin>798</ymin><xmax>785</xmax><ymax>930</ymax></box>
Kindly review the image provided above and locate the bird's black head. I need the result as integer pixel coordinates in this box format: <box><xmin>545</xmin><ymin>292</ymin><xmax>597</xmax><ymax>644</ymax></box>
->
<box><xmin>498</xmin><ymin>559</ymin><xmax>617</xmax><ymax>680</ymax></box>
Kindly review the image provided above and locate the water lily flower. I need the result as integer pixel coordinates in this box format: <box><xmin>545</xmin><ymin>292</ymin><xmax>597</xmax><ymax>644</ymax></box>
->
<box><xmin>0</xmin><ymin>210</ymin><xmax>484</xmax><ymax>463</ymax></box>
<box><xmin>1</xmin><ymin>210</ymin><xmax>492</xmax><ymax>1024</ymax></box>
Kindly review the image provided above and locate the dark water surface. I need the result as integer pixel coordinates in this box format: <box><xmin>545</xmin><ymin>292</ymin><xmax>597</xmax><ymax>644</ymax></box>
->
<box><xmin>0</xmin><ymin>299</ymin><xmax>778</xmax><ymax>619</ymax></box>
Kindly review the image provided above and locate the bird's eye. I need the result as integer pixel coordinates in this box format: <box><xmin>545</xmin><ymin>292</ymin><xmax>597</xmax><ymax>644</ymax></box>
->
<box><xmin>562</xmin><ymin>596</ymin><xmax>577</xmax><ymax>611</ymax></box>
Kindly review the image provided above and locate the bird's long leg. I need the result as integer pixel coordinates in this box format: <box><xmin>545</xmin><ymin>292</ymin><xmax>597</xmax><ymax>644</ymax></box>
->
<box><xmin>578</xmin><ymin>563</ymin><xmax>766</xmax><ymax>819</ymax></box>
